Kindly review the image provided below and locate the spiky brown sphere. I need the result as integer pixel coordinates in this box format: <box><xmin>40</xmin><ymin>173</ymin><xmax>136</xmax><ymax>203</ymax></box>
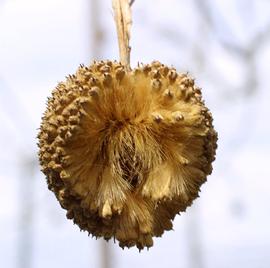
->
<box><xmin>38</xmin><ymin>60</ymin><xmax>217</xmax><ymax>249</ymax></box>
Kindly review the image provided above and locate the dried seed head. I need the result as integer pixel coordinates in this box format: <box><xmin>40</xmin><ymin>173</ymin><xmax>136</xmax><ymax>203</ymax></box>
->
<box><xmin>38</xmin><ymin>61</ymin><xmax>217</xmax><ymax>250</ymax></box>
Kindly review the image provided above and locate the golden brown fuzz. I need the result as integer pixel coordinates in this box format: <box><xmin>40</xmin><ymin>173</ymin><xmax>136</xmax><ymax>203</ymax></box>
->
<box><xmin>38</xmin><ymin>60</ymin><xmax>217</xmax><ymax>250</ymax></box>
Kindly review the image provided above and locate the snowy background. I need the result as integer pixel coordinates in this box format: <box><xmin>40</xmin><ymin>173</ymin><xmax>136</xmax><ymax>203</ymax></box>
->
<box><xmin>0</xmin><ymin>0</ymin><xmax>270</xmax><ymax>267</ymax></box>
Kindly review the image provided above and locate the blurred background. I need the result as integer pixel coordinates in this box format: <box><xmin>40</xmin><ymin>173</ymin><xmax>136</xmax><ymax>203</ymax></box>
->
<box><xmin>1</xmin><ymin>0</ymin><xmax>270</xmax><ymax>267</ymax></box>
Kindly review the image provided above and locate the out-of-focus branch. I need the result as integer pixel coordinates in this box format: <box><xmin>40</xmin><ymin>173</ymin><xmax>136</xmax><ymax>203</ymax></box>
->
<box><xmin>193</xmin><ymin>0</ymin><xmax>270</xmax><ymax>56</ymax></box>
<box><xmin>0</xmin><ymin>78</ymin><xmax>33</xmax><ymax>150</ymax></box>
<box><xmin>192</xmin><ymin>0</ymin><xmax>244</xmax><ymax>54</ymax></box>
<box><xmin>250</xmin><ymin>24</ymin><xmax>270</xmax><ymax>51</ymax></box>
<box><xmin>90</xmin><ymin>0</ymin><xmax>104</xmax><ymax>60</ymax></box>
<box><xmin>100</xmin><ymin>241</ymin><xmax>110</xmax><ymax>268</ymax></box>
<box><xmin>192</xmin><ymin>0</ymin><xmax>263</xmax><ymax>170</ymax></box>
<box><xmin>217</xmin><ymin>23</ymin><xmax>270</xmax><ymax>57</ymax></box>
<box><xmin>17</xmin><ymin>157</ymin><xmax>37</xmax><ymax>268</ymax></box>
<box><xmin>193</xmin><ymin>0</ymin><xmax>270</xmax><ymax>97</ymax></box>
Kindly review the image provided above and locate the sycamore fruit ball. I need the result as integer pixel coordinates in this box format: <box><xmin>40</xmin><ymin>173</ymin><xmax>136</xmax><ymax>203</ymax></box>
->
<box><xmin>38</xmin><ymin>60</ymin><xmax>217</xmax><ymax>249</ymax></box>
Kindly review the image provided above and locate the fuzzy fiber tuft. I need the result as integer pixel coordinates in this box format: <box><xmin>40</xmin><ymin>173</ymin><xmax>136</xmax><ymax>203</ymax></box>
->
<box><xmin>38</xmin><ymin>60</ymin><xmax>217</xmax><ymax>249</ymax></box>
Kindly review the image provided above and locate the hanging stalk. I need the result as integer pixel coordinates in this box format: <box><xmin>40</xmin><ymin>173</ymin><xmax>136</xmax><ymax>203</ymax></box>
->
<box><xmin>112</xmin><ymin>0</ymin><xmax>133</xmax><ymax>70</ymax></box>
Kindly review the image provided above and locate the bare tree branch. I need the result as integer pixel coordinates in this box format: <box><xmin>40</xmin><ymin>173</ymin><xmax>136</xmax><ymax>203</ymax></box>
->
<box><xmin>193</xmin><ymin>0</ymin><xmax>270</xmax><ymax>55</ymax></box>
<box><xmin>90</xmin><ymin>0</ymin><xmax>104</xmax><ymax>60</ymax></box>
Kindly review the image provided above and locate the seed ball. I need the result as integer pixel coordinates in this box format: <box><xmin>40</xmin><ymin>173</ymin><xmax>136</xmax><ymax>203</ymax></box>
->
<box><xmin>38</xmin><ymin>60</ymin><xmax>217</xmax><ymax>250</ymax></box>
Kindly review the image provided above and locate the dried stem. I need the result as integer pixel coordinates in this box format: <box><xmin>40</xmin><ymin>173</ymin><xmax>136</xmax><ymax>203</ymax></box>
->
<box><xmin>112</xmin><ymin>0</ymin><xmax>133</xmax><ymax>70</ymax></box>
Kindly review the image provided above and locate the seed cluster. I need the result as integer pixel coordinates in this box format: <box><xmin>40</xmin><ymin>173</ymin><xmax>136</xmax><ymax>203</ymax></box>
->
<box><xmin>38</xmin><ymin>60</ymin><xmax>217</xmax><ymax>249</ymax></box>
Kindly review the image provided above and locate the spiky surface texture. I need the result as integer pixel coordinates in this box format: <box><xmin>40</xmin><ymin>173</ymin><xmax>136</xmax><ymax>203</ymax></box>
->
<box><xmin>38</xmin><ymin>60</ymin><xmax>217</xmax><ymax>249</ymax></box>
